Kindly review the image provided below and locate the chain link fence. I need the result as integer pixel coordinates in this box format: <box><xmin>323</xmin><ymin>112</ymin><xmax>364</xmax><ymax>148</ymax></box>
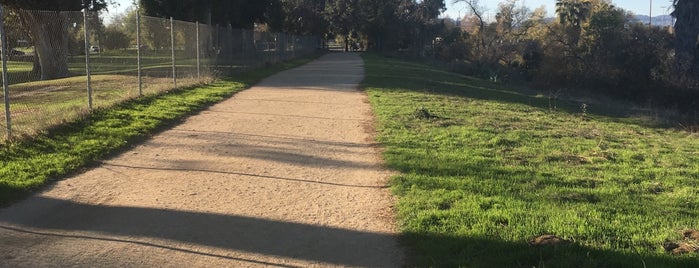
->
<box><xmin>0</xmin><ymin>5</ymin><xmax>319</xmax><ymax>141</ymax></box>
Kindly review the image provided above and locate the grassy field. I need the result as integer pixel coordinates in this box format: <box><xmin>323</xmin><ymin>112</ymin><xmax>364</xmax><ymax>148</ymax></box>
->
<box><xmin>362</xmin><ymin>54</ymin><xmax>699</xmax><ymax>267</ymax></box>
<box><xmin>0</xmin><ymin>55</ymin><xmax>320</xmax><ymax>206</ymax></box>
<box><xmin>5</xmin><ymin>54</ymin><xmax>186</xmax><ymax>84</ymax></box>
<box><xmin>1</xmin><ymin>49</ymin><xmax>236</xmax><ymax>139</ymax></box>
<box><xmin>2</xmin><ymin>74</ymin><xmax>207</xmax><ymax>140</ymax></box>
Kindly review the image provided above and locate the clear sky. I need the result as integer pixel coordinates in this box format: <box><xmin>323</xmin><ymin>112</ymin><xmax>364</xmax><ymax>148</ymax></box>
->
<box><xmin>442</xmin><ymin>0</ymin><xmax>675</xmax><ymax>19</ymax></box>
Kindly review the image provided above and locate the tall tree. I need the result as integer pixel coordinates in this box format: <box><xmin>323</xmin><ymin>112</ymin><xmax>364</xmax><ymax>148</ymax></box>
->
<box><xmin>0</xmin><ymin>0</ymin><xmax>110</xmax><ymax>79</ymax></box>
<box><xmin>1</xmin><ymin>8</ymin><xmax>29</xmax><ymax>51</ymax></box>
<box><xmin>140</xmin><ymin>0</ymin><xmax>279</xmax><ymax>59</ymax></box>
<box><xmin>357</xmin><ymin>0</ymin><xmax>400</xmax><ymax>51</ymax></box>
<box><xmin>671</xmin><ymin>0</ymin><xmax>699</xmax><ymax>73</ymax></box>
<box><xmin>455</xmin><ymin>0</ymin><xmax>487</xmax><ymax>51</ymax></box>
<box><xmin>555</xmin><ymin>0</ymin><xmax>592</xmax><ymax>46</ymax></box>
<box><xmin>324</xmin><ymin>0</ymin><xmax>360</xmax><ymax>51</ymax></box>
<box><xmin>140</xmin><ymin>0</ymin><xmax>276</xmax><ymax>28</ymax></box>
<box><xmin>280</xmin><ymin>0</ymin><xmax>327</xmax><ymax>36</ymax></box>
<box><xmin>413</xmin><ymin>0</ymin><xmax>446</xmax><ymax>54</ymax></box>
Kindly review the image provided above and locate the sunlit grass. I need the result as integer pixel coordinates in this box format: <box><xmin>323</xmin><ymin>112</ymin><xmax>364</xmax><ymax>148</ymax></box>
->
<box><xmin>2</xmin><ymin>75</ymin><xmax>208</xmax><ymax>139</ymax></box>
<box><xmin>362</xmin><ymin>53</ymin><xmax>699</xmax><ymax>267</ymax></box>
<box><xmin>0</xmin><ymin>54</ymin><xmax>320</xmax><ymax>206</ymax></box>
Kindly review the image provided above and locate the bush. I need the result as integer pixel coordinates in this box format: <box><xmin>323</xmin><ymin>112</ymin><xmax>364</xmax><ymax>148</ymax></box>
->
<box><xmin>102</xmin><ymin>26</ymin><xmax>132</xmax><ymax>50</ymax></box>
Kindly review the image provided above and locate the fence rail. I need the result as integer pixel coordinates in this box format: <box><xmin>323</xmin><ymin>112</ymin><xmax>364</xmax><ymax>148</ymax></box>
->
<box><xmin>0</xmin><ymin>5</ymin><xmax>319</xmax><ymax>141</ymax></box>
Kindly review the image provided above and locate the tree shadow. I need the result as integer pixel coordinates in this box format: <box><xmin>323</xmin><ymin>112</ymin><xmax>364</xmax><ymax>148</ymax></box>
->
<box><xmin>0</xmin><ymin>225</ymin><xmax>298</xmax><ymax>267</ymax></box>
<box><xmin>0</xmin><ymin>196</ymin><xmax>400</xmax><ymax>267</ymax></box>
<box><xmin>170</xmin><ymin>129</ymin><xmax>377</xmax><ymax>149</ymax></box>
<box><xmin>134</xmin><ymin>130</ymin><xmax>379</xmax><ymax>171</ymax></box>
<box><xmin>401</xmin><ymin>232</ymin><xmax>699</xmax><ymax>267</ymax></box>
<box><xmin>1</xmin><ymin>197</ymin><xmax>695</xmax><ymax>267</ymax></box>
<box><xmin>254</xmin><ymin>53</ymin><xmax>364</xmax><ymax>91</ymax></box>
<box><xmin>363</xmin><ymin>56</ymin><xmax>670</xmax><ymax>129</ymax></box>
<box><xmin>101</xmin><ymin>162</ymin><xmax>388</xmax><ymax>189</ymax></box>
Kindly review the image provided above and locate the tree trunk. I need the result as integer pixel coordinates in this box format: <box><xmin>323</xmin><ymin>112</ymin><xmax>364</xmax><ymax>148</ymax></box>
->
<box><xmin>345</xmin><ymin>36</ymin><xmax>349</xmax><ymax>51</ymax></box>
<box><xmin>672</xmin><ymin>0</ymin><xmax>699</xmax><ymax>72</ymax></box>
<box><xmin>20</xmin><ymin>10</ymin><xmax>71</xmax><ymax>80</ymax></box>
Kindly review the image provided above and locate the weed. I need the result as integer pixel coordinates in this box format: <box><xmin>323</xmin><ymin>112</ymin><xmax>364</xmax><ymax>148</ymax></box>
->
<box><xmin>412</xmin><ymin>107</ymin><xmax>439</xmax><ymax>120</ymax></box>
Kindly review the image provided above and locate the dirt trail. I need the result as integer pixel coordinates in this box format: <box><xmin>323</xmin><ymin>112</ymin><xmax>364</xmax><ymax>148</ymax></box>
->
<box><xmin>0</xmin><ymin>53</ymin><xmax>404</xmax><ymax>267</ymax></box>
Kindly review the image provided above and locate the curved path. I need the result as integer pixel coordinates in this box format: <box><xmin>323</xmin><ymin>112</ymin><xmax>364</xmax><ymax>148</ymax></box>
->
<box><xmin>0</xmin><ymin>53</ymin><xmax>403</xmax><ymax>267</ymax></box>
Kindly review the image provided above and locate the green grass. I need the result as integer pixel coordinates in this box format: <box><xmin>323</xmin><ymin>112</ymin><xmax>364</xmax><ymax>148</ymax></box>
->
<box><xmin>0</xmin><ymin>54</ymin><xmax>320</xmax><ymax>206</ymax></box>
<box><xmin>3</xmin><ymin>74</ymin><xmax>208</xmax><ymax>139</ymax></box>
<box><xmin>2</xmin><ymin>50</ymin><xmax>255</xmax><ymax>139</ymax></box>
<box><xmin>5</xmin><ymin>52</ymin><xmax>216</xmax><ymax>85</ymax></box>
<box><xmin>362</xmin><ymin>53</ymin><xmax>699</xmax><ymax>267</ymax></box>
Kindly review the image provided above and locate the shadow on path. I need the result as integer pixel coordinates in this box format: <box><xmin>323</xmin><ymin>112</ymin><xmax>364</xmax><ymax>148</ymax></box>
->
<box><xmin>0</xmin><ymin>225</ymin><xmax>300</xmax><ymax>268</ymax></box>
<box><xmin>101</xmin><ymin>163</ymin><xmax>389</xmax><ymax>189</ymax></box>
<box><xmin>0</xmin><ymin>197</ymin><xmax>396</xmax><ymax>267</ymax></box>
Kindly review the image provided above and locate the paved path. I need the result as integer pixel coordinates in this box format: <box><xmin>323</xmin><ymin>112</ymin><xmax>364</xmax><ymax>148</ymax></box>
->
<box><xmin>0</xmin><ymin>53</ymin><xmax>403</xmax><ymax>267</ymax></box>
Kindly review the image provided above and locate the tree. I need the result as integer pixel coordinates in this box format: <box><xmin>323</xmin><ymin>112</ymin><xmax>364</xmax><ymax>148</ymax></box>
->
<box><xmin>1</xmin><ymin>8</ymin><xmax>29</xmax><ymax>51</ymax></box>
<box><xmin>0</xmin><ymin>0</ymin><xmax>110</xmax><ymax>80</ymax></box>
<box><xmin>102</xmin><ymin>26</ymin><xmax>131</xmax><ymax>50</ymax></box>
<box><xmin>140</xmin><ymin>0</ymin><xmax>276</xmax><ymax>28</ymax></box>
<box><xmin>324</xmin><ymin>0</ymin><xmax>360</xmax><ymax>51</ymax></box>
<box><xmin>435</xmin><ymin>18</ymin><xmax>471</xmax><ymax>61</ymax></box>
<box><xmin>555</xmin><ymin>0</ymin><xmax>592</xmax><ymax>46</ymax></box>
<box><xmin>671</xmin><ymin>0</ymin><xmax>699</xmax><ymax>73</ymax></box>
<box><xmin>280</xmin><ymin>0</ymin><xmax>327</xmax><ymax>36</ymax></box>
<box><xmin>108</xmin><ymin>6</ymin><xmax>138</xmax><ymax>41</ymax></box>
<box><xmin>455</xmin><ymin>0</ymin><xmax>487</xmax><ymax>51</ymax></box>
<box><xmin>412</xmin><ymin>0</ymin><xmax>446</xmax><ymax>55</ymax></box>
<box><xmin>356</xmin><ymin>0</ymin><xmax>400</xmax><ymax>51</ymax></box>
<box><xmin>140</xmin><ymin>0</ymin><xmax>279</xmax><ymax>59</ymax></box>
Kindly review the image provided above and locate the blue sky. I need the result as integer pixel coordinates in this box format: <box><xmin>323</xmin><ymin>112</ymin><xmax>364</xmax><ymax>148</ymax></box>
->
<box><xmin>443</xmin><ymin>0</ymin><xmax>676</xmax><ymax>19</ymax></box>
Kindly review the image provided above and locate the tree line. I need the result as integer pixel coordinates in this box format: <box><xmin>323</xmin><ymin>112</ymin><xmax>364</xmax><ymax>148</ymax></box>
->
<box><xmin>0</xmin><ymin>0</ymin><xmax>446</xmax><ymax>80</ymax></box>
<box><xmin>437</xmin><ymin>0</ymin><xmax>697</xmax><ymax>116</ymax></box>
<box><xmin>135</xmin><ymin>0</ymin><xmax>448</xmax><ymax>53</ymax></box>
<box><xmin>1</xmin><ymin>0</ymin><xmax>697</xmax><ymax>115</ymax></box>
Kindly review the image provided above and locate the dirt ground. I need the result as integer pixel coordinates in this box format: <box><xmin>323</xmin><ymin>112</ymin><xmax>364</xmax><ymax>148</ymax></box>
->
<box><xmin>0</xmin><ymin>53</ymin><xmax>404</xmax><ymax>267</ymax></box>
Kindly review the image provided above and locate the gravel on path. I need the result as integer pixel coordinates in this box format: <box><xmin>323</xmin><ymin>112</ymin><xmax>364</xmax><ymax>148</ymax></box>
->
<box><xmin>0</xmin><ymin>53</ymin><xmax>404</xmax><ymax>267</ymax></box>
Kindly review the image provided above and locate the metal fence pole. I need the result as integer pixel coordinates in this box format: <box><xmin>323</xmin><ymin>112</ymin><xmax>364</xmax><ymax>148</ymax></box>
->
<box><xmin>278</xmin><ymin>33</ymin><xmax>284</xmax><ymax>61</ymax></box>
<box><xmin>0</xmin><ymin>5</ymin><xmax>12</xmax><ymax>139</ymax></box>
<box><xmin>170</xmin><ymin>17</ymin><xmax>176</xmax><ymax>88</ymax></box>
<box><xmin>83</xmin><ymin>8</ymin><xmax>93</xmax><ymax>110</ymax></box>
<box><xmin>292</xmin><ymin>35</ymin><xmax>296</xmax><ymax>59</ymax></box>
<box><xmin>196</xmin><ymin>21</ymin><xmax>200</xmax><ymax>80</ymax></box>
<box><xmin>136</xmin><ymin>9</ymin><xmax>143</xmax><ymax>96</ymax></box>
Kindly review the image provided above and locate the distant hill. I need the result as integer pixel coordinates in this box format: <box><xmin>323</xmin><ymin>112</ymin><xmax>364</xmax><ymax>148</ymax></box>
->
<box><xmin>634</xmin><ymin>15</ymin><xmax>674</xmax><ymax>26</ymax></box>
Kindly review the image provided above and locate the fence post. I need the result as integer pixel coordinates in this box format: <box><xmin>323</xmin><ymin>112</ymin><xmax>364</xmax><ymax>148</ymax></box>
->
<box><xmin>0</xmin><ymin>4</ymin><xmax>11</xmax><ymax>139</ymax></box>
<box><xmin>291</xmin><ymin>35</ymin><xmax>296</xmax><ymax>59</ymax></box>
<box><xmin>170</xmin><ymin>17</ymin><xmax>176</xmax><ymax>88</ymax></box>
<box><xmin>279</xmin><ymin>33</ymin><xmax>284</xmax><ymax>61</ymax></box>
<box><xmin>136</xmin><ymin>8</ymin><xmax>143</xmax><ymax>96</ymax></box>
<box><xmin>227</xmin><ymin>24</ymin><xmax>233</xmax><ymax>66</ymax></box>
<box><xmin>83</xmin><ymin>8</ymin><xmax>93</xmax><ymax>110</ymax></box>
<box><xmin>196</xmin><ymin>21</ymin><xmax>200</xmax><ymax>80</ymax></box>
